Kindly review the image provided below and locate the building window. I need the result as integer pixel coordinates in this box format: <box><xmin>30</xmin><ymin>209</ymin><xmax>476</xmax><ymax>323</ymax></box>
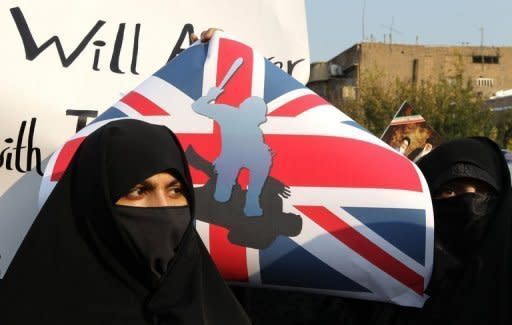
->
<box><xmin>476</xmin><ymin>78</ymin><xmax>494</xmax><ymax>87</ymax></box>
<box><xmin>342</xmin><ymin>86</ymin><xmax>356</xmax><ymax>100</ymax></box>
<box><xmin>472</xmin><ymin>55</ymin><xmax>499</xmax><ymax>64</ymax></box>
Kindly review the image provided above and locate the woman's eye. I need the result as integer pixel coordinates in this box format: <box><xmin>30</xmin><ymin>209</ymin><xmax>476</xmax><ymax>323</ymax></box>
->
<box><xmin>168</xmin><ymin>187</ymin><xmax>183</xmax><ymax>197</ymax></box>
<box><xmin>438</xmin><ymin>188</ymin><xmax>457</xmax><ymax>198</ymax></box>
<box><xmin>475</xmin><ymin>185</ymin><xmax>490</xmax><ymax>196</ymax></box>
<box><xmin>127</xmin><ymin>187</ymin><xmax>145</xmax><ymax>198</ymax></box>
<box><xmin>434</xmin><ymin>187</ymin><xmax>456</xmax><ymax>199</ymax></box>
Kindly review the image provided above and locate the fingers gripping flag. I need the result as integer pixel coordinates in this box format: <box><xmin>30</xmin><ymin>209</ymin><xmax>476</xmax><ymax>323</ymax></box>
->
<box><xmin>39</xmin><ymin>32</ymin><xmax>433</xmax><ymax>307</ymax></box>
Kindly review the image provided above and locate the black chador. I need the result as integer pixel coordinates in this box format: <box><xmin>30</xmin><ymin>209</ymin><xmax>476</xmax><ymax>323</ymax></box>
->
<box><xmin>0</xmin><ymin>119</ymin><xmax>250</xmax><ymax>325</ymax></box>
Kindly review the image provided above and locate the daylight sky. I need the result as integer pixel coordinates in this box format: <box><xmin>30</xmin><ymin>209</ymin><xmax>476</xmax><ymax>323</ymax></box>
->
<box><xmin>305</xmin><ymin>0</ymin><xmax>512</xmax><ymax>62</ymax></box>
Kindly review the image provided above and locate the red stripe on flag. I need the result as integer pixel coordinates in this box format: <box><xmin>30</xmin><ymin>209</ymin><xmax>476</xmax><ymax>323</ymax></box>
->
<box><xmin>268</xmin><ymin>94</ymin><xmax>329</xmax><ymax>117</ymax></box>
<box><xmin>121</xmin><ymin>91</ymin><xmax>169</xmax><ymax>116</ymax></box>
<box><xmin>177</xmin><ymin>134</ymin><xmax>422</xmax><ymax>192</ymax></box>
<box><xmin>202</xmin><ymin>37</ymin><xmax>255</xmax><ymax>282</ymax></box>
<box><xmin>267</xmin><ymin>135</ymin><xmax>422</xmax><ymax>191</ymax></box>
<box><xmin>296</xmin><ymin>205</ymin><xmax>424</xmax><ymax>295</ymax></box>
<box><xmin>216</xmin><ymin>38</ymin><xmax>253</xmax><ymax>107</ymax></box>
<box><xmin>51</xmin><ymin>137</ymin><xmax>85</xmax><ymax>181</ymax></box>
<box><xmin>209</xmin><ymin>224</ymin><xmax>249</xmax><ymax>281</ymax></box>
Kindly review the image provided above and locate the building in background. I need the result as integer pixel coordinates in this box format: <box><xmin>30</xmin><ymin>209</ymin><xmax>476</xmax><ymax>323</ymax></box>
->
<box><xmin>308</xmin><ymin>42</ymin><xmax>512</xmax><ymax>108</ymax></box>
<box><xmin>486</xmin><ymin>88</ymin><xmax>512</xmax><ymax>112</ymax></box>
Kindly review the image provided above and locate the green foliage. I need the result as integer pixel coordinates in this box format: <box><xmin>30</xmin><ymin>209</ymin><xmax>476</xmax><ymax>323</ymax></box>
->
<box><xmin>341</xmin><ymin>62</ymin><xmax>496</xmax><ymax>142</ymax></box>
<box><xmin>494</xmin><ymin>110</ymin><xmax>512</xmax><ymax>150</ymax></box>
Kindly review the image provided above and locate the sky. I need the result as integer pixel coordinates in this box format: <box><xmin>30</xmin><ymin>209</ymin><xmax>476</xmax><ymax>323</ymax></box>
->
<box><xmin>305</xmin><ymin>0</ymin><xmax>512</xmax><ymax>62</ymax></box>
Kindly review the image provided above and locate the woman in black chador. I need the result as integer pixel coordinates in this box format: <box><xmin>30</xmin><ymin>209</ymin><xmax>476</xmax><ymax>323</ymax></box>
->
<box><xmin>366</xmin><ymin>137</ymin><xmax>512</xmax><ymax>325</ymax></box>
<box><xmin>0</xmin><ymin>119</ymin><xmax>251</xmax><ymax>325</ymax></box>
<box><xmin>416</xmin><ymin>137</ymin><xmax>511</xmax><ymax>324</ymax></box>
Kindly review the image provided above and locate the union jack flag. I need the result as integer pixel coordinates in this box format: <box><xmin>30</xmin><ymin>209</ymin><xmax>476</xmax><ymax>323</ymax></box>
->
<box><xmin>40</xmin><ymin>32</ymin><xmax>434</xmax><ymax>307</ymax></box>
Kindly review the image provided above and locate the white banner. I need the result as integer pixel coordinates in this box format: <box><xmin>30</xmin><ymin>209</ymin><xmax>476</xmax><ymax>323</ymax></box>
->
<box><xmin>0</xmin><ymin>0</ymin><xmax>309</xmax><ymax>195</ymax></box>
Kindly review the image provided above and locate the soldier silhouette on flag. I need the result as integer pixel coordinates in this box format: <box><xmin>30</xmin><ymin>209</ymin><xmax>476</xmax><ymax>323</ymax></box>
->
<box><xmin>192</xmin><ymin>58</ymin><xmax>271</xmax><ymax>216</ymax></box>
<box><xmin>185</xmin><ymin>146</ymin><xmax>302</xmax><ymax>249</ymax></box>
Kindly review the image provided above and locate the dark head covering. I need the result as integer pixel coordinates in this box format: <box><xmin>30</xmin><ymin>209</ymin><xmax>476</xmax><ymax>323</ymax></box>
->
<box><xmin>0</xmin><ymin>119</ymin><xmax>250</xmax><ymax>325</ymax></box>
<box><xmin>417</xmin><ymin>137</ymin><xmax>505</xmax><ymax>194</ymax></box>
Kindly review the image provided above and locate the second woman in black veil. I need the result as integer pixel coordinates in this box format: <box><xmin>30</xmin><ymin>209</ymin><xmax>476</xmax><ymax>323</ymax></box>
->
<box><xmin>357</xmin><ymin>137</ymin><xmax>512</xmax><ymax>325</ymax></box>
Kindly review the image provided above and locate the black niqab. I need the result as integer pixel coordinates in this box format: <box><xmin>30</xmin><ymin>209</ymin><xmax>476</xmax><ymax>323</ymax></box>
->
<box><xmin>431</xmin><ymin>192</ymin><xmax>498</xmax><ymax>260</ymax></box>
<box><xmin>113</xmin><ymin>205</ymin><xmax>191</xmax><ymax>281</ymax></box>
<box><xmin>0</xmin><ymin>119</ymin><xmax>250</xmax><ymax>325</ymax></box>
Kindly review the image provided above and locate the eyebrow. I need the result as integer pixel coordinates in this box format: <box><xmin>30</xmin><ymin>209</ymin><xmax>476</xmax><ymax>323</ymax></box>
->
<box><xmin>134</xmin><ymin>179</ymin><xmax>181</xmax><ymax>189</ymax></box>
<box><xmin>166</xmin><ymin>180</ymin><xmax>181</xmax><ymax>187</ymax></box>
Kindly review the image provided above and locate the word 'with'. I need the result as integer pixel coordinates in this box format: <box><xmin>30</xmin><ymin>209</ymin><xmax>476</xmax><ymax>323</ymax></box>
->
<box><xmin>0</xmin><ymin>118</ymin><xmax>42</xmax><ymax>176</ymax></box>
